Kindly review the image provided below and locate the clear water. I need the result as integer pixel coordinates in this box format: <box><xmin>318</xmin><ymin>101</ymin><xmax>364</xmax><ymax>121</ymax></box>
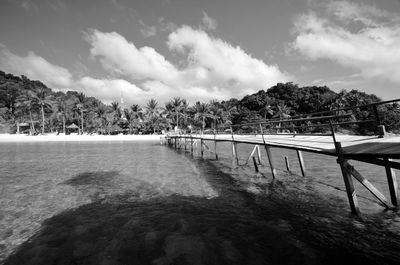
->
<box><xmin>1</xmin><ymin>140</ymin><xmax>400</xmax><ymax>264</ymax></box>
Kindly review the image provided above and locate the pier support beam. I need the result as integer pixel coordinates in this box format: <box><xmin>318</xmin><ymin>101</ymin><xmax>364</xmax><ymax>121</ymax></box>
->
<box><xmin>246</xmin><ymin>145</ymin><xmax>261</xmax><ymax>165</ymax></box>
<box><xmin>343</xmin><ymin>160</ymin><xmax>390</xmax><ymax>209</ymax></box>
<box><xmin>335</xmin><ymin>142</ymin><xmax>359</xmax><ymax>214</ymax></box>
<box><xmin>214</xmin><ymin>141</ymin><xmax>218</xmax><ymax>160</ymax></box>
<box><xmin>252</xmin><ymin>156</ymin><xmax>259</xmax><ymax>172</ymax></box>
<box><xmin>297</xmin><ymin>150</ymin><xmax>306</xmax><ymax>177</ymax></box>
<box><xmin>264</xmin><ymin>146</ymin><xmax>277</xmax><ymax>179</ymax></box>
<box><xmin>385</xmin><ymin>158</ymin><xmax>398</xmax><ymax>206</ymax></box>
<box><xmin>232</xmin><ymin>142</ymin><xmax>239</xmax><ymax>166</ymax></box>
<box><xmin>200</xmin><ymin>139</ymin><xmax>204</xmax><ymax>157</ymax></box>
<box><xmin>285</xmin><ymin>156</ymin><xmax>290</xmax><ymax>172</ymax></box>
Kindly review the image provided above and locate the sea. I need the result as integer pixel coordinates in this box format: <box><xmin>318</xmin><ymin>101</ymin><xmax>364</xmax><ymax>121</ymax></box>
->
<box><xmin>1</xmin><ymin>140</ymin><xmax>400</xmax><ymax>265</ymax></box>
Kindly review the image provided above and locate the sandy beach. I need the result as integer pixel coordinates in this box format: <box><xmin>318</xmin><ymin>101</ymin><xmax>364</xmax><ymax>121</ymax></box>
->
<box><xmin>0</xmin><ymin>133</ymin><xmax>165</xmax><ymax>142</ymax></box>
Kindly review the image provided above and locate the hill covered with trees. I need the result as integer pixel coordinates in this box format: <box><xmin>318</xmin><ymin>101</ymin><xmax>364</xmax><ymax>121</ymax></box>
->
<box><xmin>0</xmin><ymin>70</ymin><xmax>399</xmax><ymax>135</ymax></box>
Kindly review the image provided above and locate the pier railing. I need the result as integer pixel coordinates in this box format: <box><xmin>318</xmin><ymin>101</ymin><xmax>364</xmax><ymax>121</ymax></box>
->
<box><xmin>212</xmin><ymin>98</ymin><xmax>400</xmax><ymax>138</ymax></box>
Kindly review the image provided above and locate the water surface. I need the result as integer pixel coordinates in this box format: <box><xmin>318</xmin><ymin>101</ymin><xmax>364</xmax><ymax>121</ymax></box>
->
<box><xmin>1</xmin><ymin>140</ymin><xmax>400</xmax><ymax>264</ymax></box>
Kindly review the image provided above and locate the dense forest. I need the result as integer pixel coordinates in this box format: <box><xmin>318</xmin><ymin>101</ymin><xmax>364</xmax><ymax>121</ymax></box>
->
<box><xmin>0</xmin><ymin>70</ymin><xmax>399</xmax><ymax>135</ymax></box>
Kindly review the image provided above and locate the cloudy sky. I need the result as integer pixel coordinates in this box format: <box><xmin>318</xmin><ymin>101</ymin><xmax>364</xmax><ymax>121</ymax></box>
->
<box><xmin>1</xmin><ymin>0</ymin><xmax>399</xmax><ymax>105</ymax></box>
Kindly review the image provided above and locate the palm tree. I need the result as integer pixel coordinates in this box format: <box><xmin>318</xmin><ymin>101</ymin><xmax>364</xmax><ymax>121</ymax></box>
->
<box><xmin>273</xmin><ymin>103</ymin><xmax>291</xmax><ymax>131</ymax></box>
<box><xmin>145</xmin><ymin>99</ymin><xmax>160</xmax><ymax>133</ymax></box>
<box><xmin>181</xmin><ymin>99</ymin><xmax>189</xmax><ymax>126</ymax></box>
<box><xmin>110</xmin><ymin>101</ymin><xmax>122</xmax><ymax>125</ymax></box>
<box><xmin>53</xmin><ymin>97</ymin><xmax>71</xmax><ymax>134</ymax></box>
<box><xmin>191</xmin><ymin>101</ymin><xmax>212</xmax><ymax>133</ymax></box>
<box><xmin>34</xmin><ymin>88</ymin><xmax>54</xmax><ymax>134</ymax></box>
<box><xmin>75</xmin><ymin>92</ymin><xmax>86</xmax><ymax>134</ymax></box>
<box><xmin>261</xmin><ymin>103</ymin><xmax>274</xmax><ymax>120</ymax></box>
<box><xmin>169</xmin><ymin>97</ymin><xmax>183</xmax><ymax>129</ymax></box>
<box><xmin>95</xmin><ymin>104</ymin><xmax>107</xmax><ymax>133</ymax></box>
<box><xmin>127</xmin><ymin>104</ymin><xmax>143</xmax><ymax>134</ymax></box>
<box><xmin>16</xmin><ymin>90</ymin><xmax>38</xmax><ymax>134</ymax></box>
<box><xmin>162</xmin><ymin>102</ymin><xmax>175</xmax><ymax>130</ymax></box>
<box><xmin>209</xmin><ymin>100</ymin><xmax>223</xmax><ymax>129</ymax></box>
<box><xmin>273</xmin><ymin>103</ymin><xmax>291</xmax><ymax>119</ymax></box>
<box><xmin>220</xmin><ymin>101</ymin><xmax>238</xmax><ymax>126</ymax></box>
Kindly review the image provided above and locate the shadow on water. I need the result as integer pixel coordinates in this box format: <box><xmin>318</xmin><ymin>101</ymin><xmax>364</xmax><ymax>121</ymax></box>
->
<box><xmin>3</xmin><ymin>156</ymin><xmax>400</xmax><ymax>265</ymax></box>
<box><xmin>63</xmin><ymin>171</ymin><xmax>120</xmax><ymax>186</ymax></box>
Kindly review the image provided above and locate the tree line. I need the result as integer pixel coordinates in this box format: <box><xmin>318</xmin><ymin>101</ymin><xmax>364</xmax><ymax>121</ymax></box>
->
<box><xmin>0</xmin><ymin>71</ymin><xmax>399</xmax><ymax>135</ymax></box>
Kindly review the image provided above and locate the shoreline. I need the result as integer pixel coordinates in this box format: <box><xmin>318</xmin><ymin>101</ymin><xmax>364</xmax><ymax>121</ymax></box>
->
<box><xmin>0</xmin><ymin>133</ymin><xmax>164</xmax><ymax>142</ymax></box>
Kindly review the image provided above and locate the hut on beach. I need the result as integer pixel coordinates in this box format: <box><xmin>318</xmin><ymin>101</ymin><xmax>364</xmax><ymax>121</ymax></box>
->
<box><xmin>16</xmin><ymin>122</ymin><xmax>30</xmax><ymax>134</ymax></box>
<box><xmin>66</xmin><ymin>123</ymin><xmax>80</xmax><ymax>134</ymax></box>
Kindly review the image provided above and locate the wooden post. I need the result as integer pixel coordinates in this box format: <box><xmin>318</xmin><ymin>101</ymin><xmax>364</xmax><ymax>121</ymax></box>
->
<box><xmin>214</xmin><ymin>129</ymin><xmax>218</xmax><ymax>160</ymax></box>
<box><xmin>265</xmin><ymin>146</ymin><xmax>277</xmax><ymax>179</ymax></box>
<box><xmin>377</xmin><ymin>125</ymin><xmax>386</xmax><ymax>138</ymax></box>
<box><xmin>214</xmin><ymin>141</ymin><xmax>218</xmax><ymax>160</ymax></box>
<box><xmin>230</xmin><ymin>126</ymin><xmax>239</xmax><ymax>165</ymax></box>
<box><xmin>385</xmin><ymin>158</ymin><xmax>398</xmax><ymax>206</ymax></box>
<box><xmin>232</xmin><ymin>142</ymin><xmax>239</xmax><ymax>165</ymax></box>
<box><xmin>184</xmin><ymin>137</ymin><xmax>187</xmax><ymax>151</ymax></box>
<box><xmin>252</xmin><ymin>156</ymin><xmax>259</xmax><ymax>172</ymax></box>
<box><xmin>297</xmin><ymin>150</ymin><xmax>306</xmax><ymax>177</ymax></box>
<box><xmin>335</xmin><ymin>142</ymin><xmax>359</xmax><ymax>214</ymax></box>
<box><xmin>200</xmin><ymin>139</ymin><xmax>204</xmax><ymax>157</ymax></box>
<box><xmin>256</xmin><ymin>145</ymin><xmax>262</xmax><ymax>164</ymax></box>
<box><xmin>190</xmin><ymin>136</ymin><xmax>193</xmax><ymax>154</ymax></box>
<box><xmin>285</xmin><ymin>156</ymin><xmax>290</xmax><ymax>172</ymax></box>
<box><xmin>259</xmin><ymin>123</ymin><xmax>277</xmax><ymax>178</ymax></box>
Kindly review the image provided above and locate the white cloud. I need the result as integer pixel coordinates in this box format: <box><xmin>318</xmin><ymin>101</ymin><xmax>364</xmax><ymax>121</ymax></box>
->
<box><xmin>0</xmin><ymin>44</ymin><xmax>73</xmax><ymax>89</ymax></box>
<box><xmin>168</xmin><ymin>26</ymin><xmax>290</xmax><ymax>93</ymax></box>
<box><xmin>82</xmin><ymin>26</ymin><xmax>290</xmax><ymax>103</ymax></box>
<box><xmin>84</xmin><ymin>29</ymin><xmax>180</xmax><ymax>83</ymax></box>
<box><xmin>158</xmin><ymin>17</ymin><xmax>178</xmax><ymax>32</ymax></box>
<box><xmin>201</xmin><ymin>11</ymin><xmax>217</xmax><ymax>31</ymax></box>
<box><xmin>77</xmin><ymin>77</ymin><xmax>154</xmax><ymax>104</ymax></box>
<box><xmin>291</xmin><ymin>1</ymin><xmax>400</xmax><ymax>84</ymax></box>
<box><xmin>139</xmin><ymin>20</ymin><xmax>157</xmax><ymax>38</ymax></box>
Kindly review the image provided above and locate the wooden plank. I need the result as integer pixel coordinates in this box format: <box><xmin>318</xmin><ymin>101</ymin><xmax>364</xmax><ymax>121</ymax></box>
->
<box><xmin>343</xmin><ymin>160</ymin><xmax>390</xmax><ymax>209</ymax></box>
<box><xmin>385</xmin><ymin>158</ymin><xmax>398</xmax><ymax>206</ymax></box>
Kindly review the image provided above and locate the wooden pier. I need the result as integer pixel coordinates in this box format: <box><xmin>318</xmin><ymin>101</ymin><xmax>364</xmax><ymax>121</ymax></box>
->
<box><xmin>164</xmin><ymin>99</ymin><xmax>400</xmax><ymax>214</ymax></box>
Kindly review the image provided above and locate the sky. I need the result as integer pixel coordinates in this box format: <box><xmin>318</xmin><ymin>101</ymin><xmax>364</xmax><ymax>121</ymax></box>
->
<box><xmin>1</xmin><ymin>0</ymin><xmax>400</xmax><ymax>105</ymax></box>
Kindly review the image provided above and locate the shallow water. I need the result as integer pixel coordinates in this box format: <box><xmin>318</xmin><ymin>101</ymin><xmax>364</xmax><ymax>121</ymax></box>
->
<box><xmin>1</xmin><ymin>141</ymin><xmax>400</xmax><ymax>264</ymax></box>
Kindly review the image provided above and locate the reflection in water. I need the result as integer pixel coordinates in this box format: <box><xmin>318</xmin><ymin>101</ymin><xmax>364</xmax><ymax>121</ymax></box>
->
<box><xmin>1</xmin><ymin>141</ymin><xmax>400</xmax><ymax>264</ymax></box>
